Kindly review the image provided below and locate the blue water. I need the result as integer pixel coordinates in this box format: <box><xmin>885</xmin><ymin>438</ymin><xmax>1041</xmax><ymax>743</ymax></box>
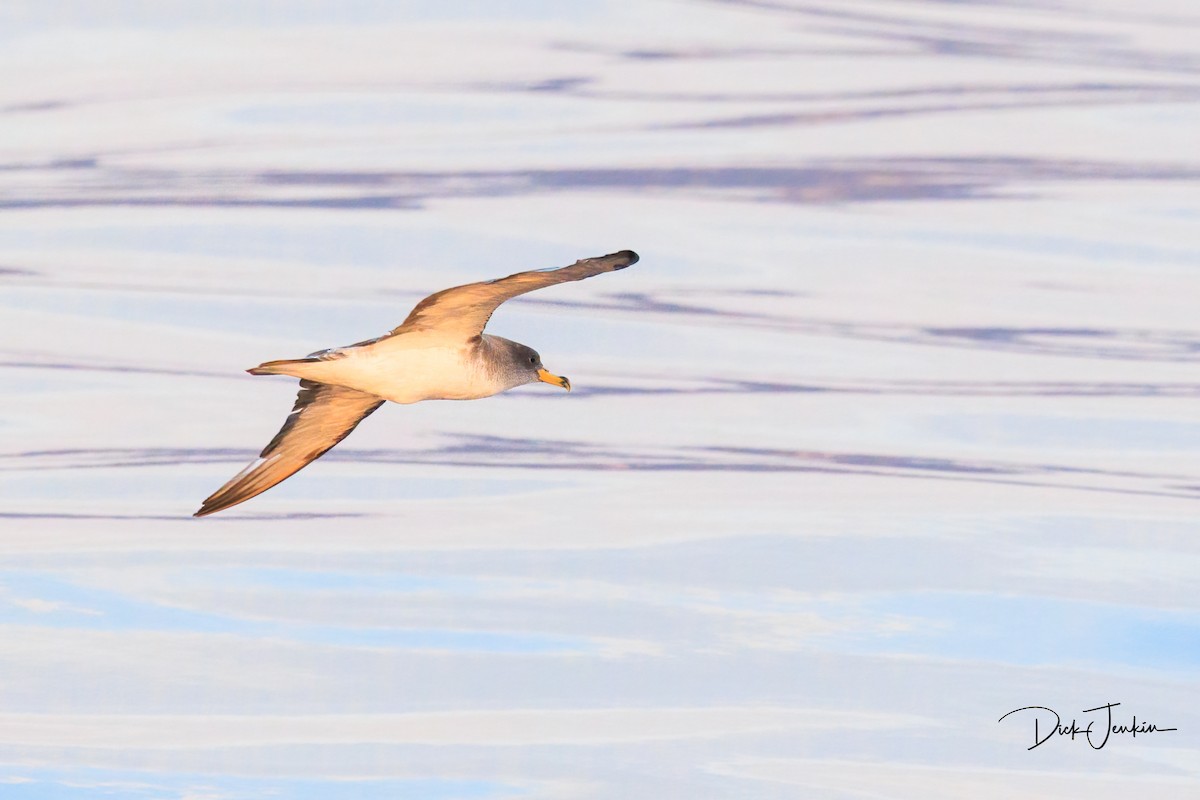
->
<box><xmin>2</xmin><ymin>0</ymin><xmax>1199</xmax><ymax>797</ymax></box>
<box><xmin>0</xmin><ymin>768</ymin><xmax>509</xmax><ymax>800</ymax></box>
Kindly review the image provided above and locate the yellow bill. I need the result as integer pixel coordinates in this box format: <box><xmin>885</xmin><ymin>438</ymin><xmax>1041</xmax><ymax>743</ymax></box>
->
<box><xmin>537</xmin><ymin>368</ymin><xmax>571</xmax><ymax>391</ymax></box>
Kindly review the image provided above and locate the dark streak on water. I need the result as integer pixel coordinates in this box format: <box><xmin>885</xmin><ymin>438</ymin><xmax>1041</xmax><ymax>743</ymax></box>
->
<box><xmin>552</xmin><ymin>379</ymin><xmax>1200</xmax><ymax>399</ymax></box>
<box><xmin>4</xmin><ymin>157</ymin><xmax>1199</xmax><ymax>212</ymax></box>
<box><xmin>7</xmin><ymin>437</ymin><xmax>1198</xmax><ymax>502</ymax></box>
<box><xmin>1</xmin><ymin>360</ymin><xmax>235</xmax><ymax>380</ymax></box>
<box><xmin>516</xmin><ymin>294</ymin><xmax>1200</xmax><ymax>363</ymax></box>
<box><xmin>0</xmin><ymin>100</ymin><xmax>69</xmax><ymax>114</ymax></box>
<box><xmin>509</xmin><ymin>80</ymin><xmax>1200</xmax><ymax>105</ymax></box>
<box><xmin>662</xmin><ymin>90</ymin><xmax>1200</xmax><ymax>130</ymax></box>
<box><xmin>716</xmin><ymin>0</ymin><xmax>1200</xmax><ymax>74</ymax></box>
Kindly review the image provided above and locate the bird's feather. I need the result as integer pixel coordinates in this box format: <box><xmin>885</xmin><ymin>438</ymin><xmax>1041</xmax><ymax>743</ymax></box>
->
<box><xmin>194</xmin><ymin>381</ymin><xmax>384</xmax><ymax>517</ymax></box>
<box><xmin>389</xmin><ymin>249</ymin><xmax>638</xmax><ymax>342</ymax></box>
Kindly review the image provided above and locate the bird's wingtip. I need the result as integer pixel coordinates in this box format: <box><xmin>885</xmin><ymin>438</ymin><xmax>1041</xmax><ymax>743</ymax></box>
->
<box><xmin>193</xmin><ymin>495</ymin><xmax>226</xmax><ymax>517</ymax></box>
<box><xmin>599</xmin><ymin>249</ymin><xmax>638</xmax><ymax>269</ymax></box>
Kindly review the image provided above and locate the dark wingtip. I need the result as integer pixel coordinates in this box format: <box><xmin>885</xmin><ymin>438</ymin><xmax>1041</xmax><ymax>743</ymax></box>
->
<box><xmin>610</xmin><ymin>249</ymin><xmax>639</xmax><ymax>268</ymax></box>
<box><xmin>193</xmin><ymin>500</ymin><xmax>221</xmax><ymax>517</ymax></box>
<box><xmin>193</xmin><ymin>494</ymin><xmax>226</xmax><ymax>517</ymax></box>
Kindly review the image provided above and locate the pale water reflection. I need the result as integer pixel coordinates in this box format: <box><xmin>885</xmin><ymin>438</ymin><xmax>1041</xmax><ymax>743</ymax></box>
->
<box><xmin>2</xmin><ymin>0</ymin><xmax>1199</xmax><ymax>798</ymax></box>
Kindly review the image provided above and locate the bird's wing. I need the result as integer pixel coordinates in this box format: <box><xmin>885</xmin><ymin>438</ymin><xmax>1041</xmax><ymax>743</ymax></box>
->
<box><xmin>194</xmin><ymin>381</ymin><xmax>385</xmax><ymax>517</ymax></box>
<box><xmin>389</xmin><ymin>249</ymin><xmax>638</xmax><ymax>341</ymax></box>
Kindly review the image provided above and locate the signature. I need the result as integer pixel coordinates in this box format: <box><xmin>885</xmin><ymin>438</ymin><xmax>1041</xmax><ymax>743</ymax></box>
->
<box><xmin>999</xmin><ymin>703</ymin><xmax>1177</xmax><ymax>750</ymax></box>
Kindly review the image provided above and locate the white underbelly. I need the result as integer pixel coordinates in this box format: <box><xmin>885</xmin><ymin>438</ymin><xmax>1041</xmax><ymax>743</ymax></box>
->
<box><xmin>314</xmin><ymin>343</ymin><xmax>498</xmax><ymax>404</ymax></box>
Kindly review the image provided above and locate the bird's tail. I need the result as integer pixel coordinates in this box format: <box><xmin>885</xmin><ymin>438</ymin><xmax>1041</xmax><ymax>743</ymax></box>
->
<box><xmin>248</xmin><ymin>358</ymin><xmax>309</xmax><ymax>376</ymax></box>
<box><xmin>247</xmin><ymin>358</ymin><xmax>321</xmax><ymax>378</ymax></box>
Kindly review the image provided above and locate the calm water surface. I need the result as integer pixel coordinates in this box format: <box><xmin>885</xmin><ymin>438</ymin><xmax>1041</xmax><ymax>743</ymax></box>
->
<box><xmin>2</xmin><ymin>1</ymin><xmax>1199</xmax><ymax>798</ymax></box>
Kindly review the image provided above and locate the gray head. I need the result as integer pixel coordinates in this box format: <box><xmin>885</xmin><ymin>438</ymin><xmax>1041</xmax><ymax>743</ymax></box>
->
<box><xmin>489</xmin><ymin>337</ymin><xmax>571</xmax><ymax>392</ymax></box>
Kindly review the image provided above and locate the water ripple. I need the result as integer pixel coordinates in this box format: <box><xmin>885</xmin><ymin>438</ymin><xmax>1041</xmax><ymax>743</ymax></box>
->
<box><xmin>3</xmin><ymin>157</ymin><xmax>1199</xmax><ymax>211</ymax></box>
<box><xmin>6</xmin><ymin>437</ymin><xmax>1198</xmax><ymax>502</ymax></box>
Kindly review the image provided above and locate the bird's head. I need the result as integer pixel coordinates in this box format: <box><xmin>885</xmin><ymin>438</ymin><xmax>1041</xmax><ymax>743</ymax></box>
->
<box><xmin>502</xmin><ymin>340</ymin><xmax>570</xmax><ymax>392</ymax></box>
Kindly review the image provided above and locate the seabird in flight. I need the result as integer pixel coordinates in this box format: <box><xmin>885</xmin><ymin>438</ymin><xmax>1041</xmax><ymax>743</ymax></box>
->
<box><xmin>195</xmin><ymin>249</ymin><xmax>639</xmax><ymax>516</ymax></box>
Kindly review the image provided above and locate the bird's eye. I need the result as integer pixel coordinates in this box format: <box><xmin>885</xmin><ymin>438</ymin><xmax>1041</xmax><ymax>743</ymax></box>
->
<box><xmin>529</xmin><ymin>356</ymin><xmax>537</xmax><ymax>364</ymax></box>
